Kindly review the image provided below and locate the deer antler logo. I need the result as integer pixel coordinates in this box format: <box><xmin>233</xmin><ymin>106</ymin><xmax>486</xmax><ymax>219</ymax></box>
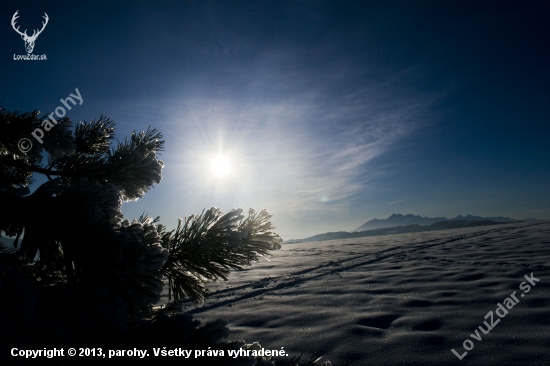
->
<box><xmin>11</xmin><ymin>10</ymin><xmax>49</xmax><ymax>54</ymax></box>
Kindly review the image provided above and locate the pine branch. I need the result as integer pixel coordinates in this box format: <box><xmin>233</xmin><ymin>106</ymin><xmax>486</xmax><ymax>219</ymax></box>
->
<box><xmin>50</xmin><ymin>127</ymin><xmax>165</xmax><ymax>201</ymax></box>
<box><xmin>0</xmin><ymin>108</ymin><xmax>43</xmax><ymax>162</ymax></box>
<box><xmin>0</xmin><ymin>155</ymin><xmax>72</xmax><ymax>178</ymax></box>
<box><xmin>0</xmin><ymin>108</ymin><xmax>164</xmax><ymax>202</ymax></box>
<box><xmin>161</xmin><ymin>207</ymin><xmax>282</xmax><ymax>305</ymax></box>
<box><xmin>73</xmin><ymin>116</ymin><xmax>116</xmax><ymax>155</ymax></box>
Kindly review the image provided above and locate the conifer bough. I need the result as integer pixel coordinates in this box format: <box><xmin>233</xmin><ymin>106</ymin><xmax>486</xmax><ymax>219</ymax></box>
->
<box><xmin>0</xmin><ymin>107</ymin><xmax>348</xmax><ymax>365</ymax></box>
<box><xmin>0</xmin><ymin>106</ymin><xmax>281</xmax><ymax>321</ymax></box>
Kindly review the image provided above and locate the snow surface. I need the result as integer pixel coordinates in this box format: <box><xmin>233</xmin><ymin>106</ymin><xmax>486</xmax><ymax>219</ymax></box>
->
<box><xmin>160</xmin><ymin>221</ymin><xmax>550</xmax><ymax>365</ymax></box>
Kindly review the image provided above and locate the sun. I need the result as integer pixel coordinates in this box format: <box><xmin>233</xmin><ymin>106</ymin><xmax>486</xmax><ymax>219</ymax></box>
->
<box><xmin>211</xmin><ymin>155</ymin><xmax>231</xmax><ymax>177</ymax></box>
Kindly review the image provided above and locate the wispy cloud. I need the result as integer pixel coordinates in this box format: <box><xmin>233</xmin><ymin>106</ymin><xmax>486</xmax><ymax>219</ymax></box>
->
<box><xmin>157</xmin><ymin>76</ymin><xmax>436</xmax><ymax>223</ymax></box>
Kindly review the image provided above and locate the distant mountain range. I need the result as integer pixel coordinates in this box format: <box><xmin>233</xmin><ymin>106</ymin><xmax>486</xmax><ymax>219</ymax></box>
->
<box><xmin>285</xmin><ymin>219</ymin><xmax>525</xmax><ymax>244</ymax></box>
<box><xmin>353</xmin><ymin>213</ymin><xmax>525</xmax><ymax>232</ymax></box>
<box><xmin>283</xmin><ymin>213</ymin><xmax>542</xmax><ymax>244</ymax></box>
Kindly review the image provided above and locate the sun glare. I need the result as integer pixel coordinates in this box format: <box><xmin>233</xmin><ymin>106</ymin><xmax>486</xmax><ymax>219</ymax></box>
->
<box><xmin>211</xmin><ymin>155</ymin><xmax>231</xmax><ymax>177</ymax></box>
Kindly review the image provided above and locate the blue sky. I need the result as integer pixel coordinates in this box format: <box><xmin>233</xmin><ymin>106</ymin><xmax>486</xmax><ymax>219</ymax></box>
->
<box><xmin>1</xmin><ymin>1</ymin><xmax>549</xmax><ymax>239</ymax></box>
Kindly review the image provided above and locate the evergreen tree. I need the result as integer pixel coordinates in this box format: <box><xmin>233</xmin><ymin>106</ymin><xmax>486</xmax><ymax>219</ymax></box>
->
<box><xmin>0</xmin><ymin>106</ymin><xmax>343</xmax><ymax>365</ymax></box>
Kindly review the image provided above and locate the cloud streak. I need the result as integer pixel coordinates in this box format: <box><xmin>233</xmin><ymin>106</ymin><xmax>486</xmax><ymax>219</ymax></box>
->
<box><xmin>156</xmin><ymin>67</ymin><xmax>437</xmax><ymax>234</ymax></box>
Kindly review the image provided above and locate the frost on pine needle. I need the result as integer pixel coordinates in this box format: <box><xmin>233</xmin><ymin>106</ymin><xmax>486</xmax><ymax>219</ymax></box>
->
<box><xmin>161</xmin><ymin>207</ymin><xmax>283</xmax><ymax>305</ymax></box>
